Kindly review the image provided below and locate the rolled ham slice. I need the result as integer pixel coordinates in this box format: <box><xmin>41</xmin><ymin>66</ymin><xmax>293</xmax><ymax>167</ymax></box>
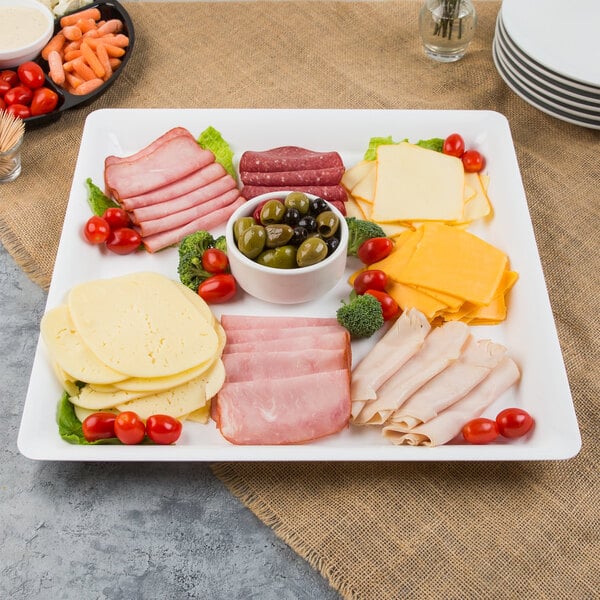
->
<box><xmin>388</xmin><ymin>338</ymin><xmax>507</xmax><ymax>429</ymax></box>
<box><xmin>220</xmin><ymin>315</ymin><xmax>339</xmax><ymax>329</ymax></box>
<box><xmin>105</xmin><ymin>135</ymin><xmax>215</xmax><ymax>200</ymax></box>
<box><xmin>381</xmin><ymin>357</ymin><xmax>520</xmax><ymax>446</ymax></box>
<box><xmin>241</xmin><ymin>184</ymin><xmax>348</xmax><ymax>203</ymax></box>
<box><xmin>240</xmin><ymin>166</ymin><xmax>345</xmax><ymax>186</ymax></box>
<box><xmin>354</xmin><ymin>321</ymin><xmax>471</xmax><ymax>426</ymax></box>
<box><xmin>239</xmin><ymin>146</ymin><xmax>343</xmax><ymax>173</ymax></box>
<box><xmin>215</xmin><ymin>370</ymin><xmax>351</xmax><ymax>445</ymax></box>
<box><xmin>224</xmin><ymin>325</ymin><xmax>346</xmax><ymax>345</ymax></box>
<box><xmin>351</xmin><ymin>308</ymin><xmax>431</xmax><ymax>420</ymax></box>
<box><xmin>222</xmin><ymin>331</ymin><xmax>350</xmax><ymax>354</ymax></box>
<box><xmin>120</xmin><ymin>161</ymin><xmax>226</xmax><ymax>211</ymax></box>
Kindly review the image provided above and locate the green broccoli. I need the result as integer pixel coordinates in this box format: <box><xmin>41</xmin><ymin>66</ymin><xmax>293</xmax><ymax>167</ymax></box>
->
<box><xmin>345</xmin><ymin>217</ymin><xmax>387</xmax><ymax>257</ymax></box>
<box><xmin>214</xmin><ymin>235</ymin><xmax>227</xmax><ymax>252</ymax></box>
<box><xmin>177</xmin><ymin>230</ymin><xmax>217</xmax><ymax>291</ymax></box>
<box><xmin>336</xmin><ymin>293</ymin><xmax>384</xmax><ymax>338</ymax></box>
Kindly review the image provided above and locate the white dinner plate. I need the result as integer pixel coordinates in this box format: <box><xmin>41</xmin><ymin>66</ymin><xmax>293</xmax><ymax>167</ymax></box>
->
<box><xmin>17</xmin><ymin>109</ymin><xmax>581</xmax><ymax>461</ymax></box>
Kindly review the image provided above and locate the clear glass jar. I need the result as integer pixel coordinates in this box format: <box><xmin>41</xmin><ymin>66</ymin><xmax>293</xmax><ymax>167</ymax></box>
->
<box><xmin>419</xmin><ymin>0</ymin><xmax>477</xmax><ymax>62</ymax></box>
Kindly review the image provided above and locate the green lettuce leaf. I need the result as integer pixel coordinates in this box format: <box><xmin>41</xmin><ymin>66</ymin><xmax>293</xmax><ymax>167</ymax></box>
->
<box><xmin>197</xmin><ymin>126</ymin><xmax>237</xmax><ymax>181</ymax></box>
<box><xmin>415</xmin><ymin>137</ymin><xmax>444</xmax><ymax>152</ymax></box>
<box><xmin>85</xmin><ymin>178</ymin><xmax>119</xmax><ymax>216</ymax></box>
<box><xmin>363</xmin><ymin>136</ymin><xmax>444</xmax><ymax>160</ymax></box>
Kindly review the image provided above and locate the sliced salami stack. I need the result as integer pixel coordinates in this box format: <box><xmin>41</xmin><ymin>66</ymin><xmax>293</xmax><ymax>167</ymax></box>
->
<box><xmin>213</xmin><ymin>314</ymin><xmax>352</xmax><ymax>445</ymax></box>
<box><xmin>238</xmin><ymin>146</ymin><xmax>348</xmax><ymax>213</ymax></box>
<box><xmin>104</xmin><ymin>127</ymin><xmax>245</xmax><ymax>252</ymax></box>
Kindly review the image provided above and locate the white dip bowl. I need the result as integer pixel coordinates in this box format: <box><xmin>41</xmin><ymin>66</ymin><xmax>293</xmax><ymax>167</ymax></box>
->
<box><xmin>0</xmin><ymin>0</ymin><xmax>54</xmax><ymax>69</ymax></box>
<box><xmin>226</xmin><ymin>191</ymin><xmax>349</xmax><ymax>304</ymax></box>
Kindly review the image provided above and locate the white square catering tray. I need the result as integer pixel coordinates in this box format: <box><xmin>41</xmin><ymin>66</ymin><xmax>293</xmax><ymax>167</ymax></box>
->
<box><xmin>17</xmin><ymin>109</ymin><xmax>581</xmax><ymax>461</ymax></box>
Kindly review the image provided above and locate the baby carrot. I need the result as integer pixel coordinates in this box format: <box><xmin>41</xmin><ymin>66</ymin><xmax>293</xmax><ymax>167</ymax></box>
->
<box><xmin>60</xmin><ymin>7</ymin><xmax>101</xmax><ymax>27</ymax></box>
<box><xmin>95</xmin><ymin>42</ymin><xmax>112</xmax><ymax>80</ymax></box>
<box><xmin>75</xmin><ymin>18</ymin><xmax>97</xmax><ymax>33</ymax></box>
<box><xmin>63</xmin><ymin>25</ymin><xmax>83</xmax><ymax>42</ymax></box>
<box><xmin>81</xmin><ymin>41</ymin><xmax>105</xmax><ymax>79</ymax></box>
<box><xmin>108</xmin><ymin>58</ymin><xmax>122</xmax><ymax>70</ymax></box>
<box><xmin>109</xmin><ymin>34</ymin><xmax>130</xmax><ymax>48</ymax></box>
<box><xmin>65</xmin><ymin>72</ymin><xmax>84</xmax><ymax>89</ymax></box>
<box><xmin>48</xmin><ymin>50</ymin><xmax>65</xmax><ymax>86</ymax></box>
<box><xmin>97</xmin><ymin>19</ymin><xmax>123</xmax><ymax>36</ymax></box>
<box><xmin>71</xmin><ymin>56</ymin><xmax>97</xmax><ymax>81</ymax></box>
<box><xmin>64</xmin><ymin>49</ymin><xmax>82</xmax><ymax>61</ymax></box>
<box><xmin>72</xmin><ymin>78</ymin><xmax>103</xmax><ymax>96</ymax></box>
<box><xmin>102</xmin><ymin>44</ymin><xmax>126</xmax><ymax>58</ymax></box>
<box><xmin>41</xmin><ymin>32</ymin><xmax>65</xmax><ymax>61</ymax></box>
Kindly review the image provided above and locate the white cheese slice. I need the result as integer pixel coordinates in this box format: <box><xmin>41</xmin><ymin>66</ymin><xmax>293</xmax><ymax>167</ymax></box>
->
<box><xmin>341</xmin><ymin>160</ymin><xmax>374</xmax><ymax>191</ymax></box>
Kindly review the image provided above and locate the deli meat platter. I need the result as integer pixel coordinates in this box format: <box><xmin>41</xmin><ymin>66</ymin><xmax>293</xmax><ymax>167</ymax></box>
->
<box><xmin>17</xmin><ymin>108</ymin><xmax>581</xmax><ymax>461</ymax></box>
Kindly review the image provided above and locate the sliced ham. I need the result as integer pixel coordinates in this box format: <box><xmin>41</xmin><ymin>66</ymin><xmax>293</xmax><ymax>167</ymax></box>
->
<box><xmin>387</xmin><ymin>338</ymin><xmax>507</xmax><ymax>429</ymax></box>
<box><xmin>222</xmin><ymin>331</ymin><xmax>350</xmax><ymax>354</ymax></box>
<box><xmin>354</xmin><ymin>321</ymin><xmax>471</xmax><ymax>426</ymax></box>
<box><xmin>220</xmin><ymin>314</ymin><xmax>339</xmax><ymax>329</ymax></box>
<box><xmin>240</xmin><ymin>166</ymin><xmax>345</xmax><ymax>186</ymax></box>
<box><xmin>105</xmin><ymin>135</ymin><xmax>215</xmax><ymax>200</ymax></box>
<box><xmin>239</xmin><ymin>146</ymin><xmax>343</xmax><ymax>173</ymax></box>
<box><xmin>381</xmin><ymin>357</ymin><xmax>520</xmax><ymax>446</ymax></box>
<box><xmin>223</xmin><ymin>349</ymin><xmax>350</xmax><ymax>383</ymax></box>
<box><xmin>224</xmin><ymin>325</ymin><xmax>346</xmax><ymax>345</ymax></box>
<box><xmin>351</xmin><ymin>308</ymin><xmax>431</xmax><ymax>420</ymax></box>
<box><xmin>137</xmin><ymin>186</ymin><xmax>241</xmax><ymax>238</ymax></box>
<box><xmin>215</xmin><ymin>370</ymin><xmax>351</xmax><ymax>445</ymax></box>
<box><xmin>120</xmin><ymin>161</ymin><xmax>226</xmax><ymax>211</ymax></box>
<box><xmin>241</xmin><ymin>184</ymin><xmax>348</xmax><ymax>203</ymax></box>
<box><xmin>142</xmin><ymin>197</ymin><xmax>246</xmax><ymax>253</ymax></box>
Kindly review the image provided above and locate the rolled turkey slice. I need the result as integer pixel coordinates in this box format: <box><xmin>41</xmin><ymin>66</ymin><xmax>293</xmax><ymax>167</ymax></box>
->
<box><xmin>381</xmin><ymin>357</ymin><xmax>520</xmax><ymax>446</ymax></box>
<box><xmin>354</xmin><ymin>321</ymin><xmax>470</xmax><ymax>426</ymax></box>
<box><xmin>351</xmin><ymin>308</ymin><xmax>431</xmax><ymax>420</ymax></box>
<box><xmin>215</xmin><ymin>369</ymin><xmax>351</xmax><ymax>445</ymax></box>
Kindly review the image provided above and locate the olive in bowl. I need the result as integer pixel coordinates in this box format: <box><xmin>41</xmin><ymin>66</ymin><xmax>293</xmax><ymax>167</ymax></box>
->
<box><xmin>225</xmin><ymin>191</ymin><xmax>349</xmax><ymax>304</ymax></box>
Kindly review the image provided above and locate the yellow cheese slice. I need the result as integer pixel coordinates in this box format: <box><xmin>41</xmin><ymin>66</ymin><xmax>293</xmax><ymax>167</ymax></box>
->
<box><xmin>386</xmin><ymin>281</ymin><xmax>448</xmax><ymax>321</ymax></box>
<box><xmin>341</xmin><ymin>160</ymin><xmax>374</xmax><ymax>191</ymax></box>
<box><xmin>71</xmin><ymin>384</ymin><xmax>153</xmax><ymax>410</ymax></box>
<box><xmin>186</xmin><ymin>403</ymin><xmax>211</xmax><ymax>424</ymax></box>
<box><xmin>351</xmin><ymin>164</ymin><xmax>376</xmax><ymax>203</ymax></box>
<box><xmin>371</xmin><ymin>143</ymin><xmax>465</xmax><ymax>223</ymax></box>
<box><xmin>458</xmin><ymin>172</ymin><xmax>493</xmax><ymax>223</ymax></box>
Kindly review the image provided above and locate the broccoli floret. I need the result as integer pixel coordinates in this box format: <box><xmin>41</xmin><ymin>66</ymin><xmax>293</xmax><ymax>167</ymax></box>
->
<box><xmin>177</xmin><ymin>230</ymin><xmax>216</xmax><ymax>291</ymax></box>
<box><xmin>345</xmin><ymin>217</ymin><xmax>387</xmax><ymax>256</ymax></box>
<box><xmin>336</xmin><ymin>293</ymin><xmax>384</xmax><ymax>338</ymax></box>
<box><xmin>213</xmin><ymin>235</ymin><xmax>227</xmax><ymax>252</ymax></box>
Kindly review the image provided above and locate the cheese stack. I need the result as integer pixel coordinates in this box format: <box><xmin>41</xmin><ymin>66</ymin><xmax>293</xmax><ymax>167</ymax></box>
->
<box><xmin>41</xmin><ymin>272</ymin><xmax>226</xmax><ymax>424</ymax></box>
<box><xmin>351</xmin><ymin>223</ymin><xmax>518</xmax><ymax>324</ymax></box>
<box><xmin>342</xmin><ymin>142</ymin><xmax>493</xmax><ymax>235</ymax></box>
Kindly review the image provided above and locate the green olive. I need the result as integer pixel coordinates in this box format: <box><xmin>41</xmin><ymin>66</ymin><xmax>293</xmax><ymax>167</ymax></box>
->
<box><xmin>284</xmin><ymin>192</ymin><xmax>310</xmax><ymax>215</ymax></box>
<box><xmin>257</xmin><ymin>245</ymin><xmax>297</xmax><ymax>269</ymax></box>
<box><xmin>238</xmin><ymin>225</ymin><xmax>266</xmax><ymax>259</ymax></box>
<box><xmin>265</xmin><ymin>223</ymin><xmax>294</xmax><ymax>248</ymax></box>
<box><xmin>233</xmin><ymin>216</ymin><xmax>255</xmax><ymax>242</ymax></box>
<box><xmin>316</xmin><ymin>211</ymin><xmax>339</xmax><ymax>238</ymax></box>
<box><xmin>296</xmin><ymin>237</ymin><xmax>328</xmax><ymax>267</ymax></box>
<box><xmin>260</xmin><ymin>199</ymin><xmax>286</xmax><ymax>225</ymax></box>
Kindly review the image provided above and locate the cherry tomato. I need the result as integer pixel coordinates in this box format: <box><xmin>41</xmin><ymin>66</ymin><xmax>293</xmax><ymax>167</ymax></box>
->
<box><xmin>114</xmin><ymin>411</ymin><xmax>146</xmax><ymax>445</ymax></box>
<box><xmin>496</xmin><ymin>408</ymin><xmax>534</xmax><ymax>439</ymax></box>
<box><xmin>30</xmin><ymin>87</ymin><xmax>59</xmax><ymax>116</ymax></box>
<box><xmin>106</xmin><ymin>227</ymin><xmax>142</xmax><ymax>255</ymax></box>
<box><xmin>198</xmin><ymin>273</ymin><xmax>237</xmax><ymax>303</ymax></box>
<box><xmin>83</xmin><ymin>215</ymin><xmax>110</xmax><ymax>244</ymax></box>
<box><xmin>357</xmin><ymin>237</ymin><xmax>394</xmax><ymax>265</ymax></box>
<box><xmin>82</xmin><ymin>412</ymin><xmax>117</xmax><ymax>442</ymax></box>
<box><xmin>0</xmin><ymin>80</ymin><xmax>10</xmax><ymax>95</ymax></box>
<box><xmin>17</xmin><ymin>61</ymin><xmax>45</xmax><ymax>89</ymax></box>
<box><xmin>0</xmin><ymin>98</ymin><xmax>6</xmax><ymax>111</ymax></box>
<box><xmin>146</xmin><ymin>414</ymin><xmax>183</xmax><ymax>445</ymax></box>
<box><xmin>353</xmin><ymin>269</ymin><xmax>388</xmax><ymax>295</ymax></box>
<box><xmin>4</xmin><ymin>85</ymin><xmax>33</xmax><ymax>106</ymax></box>
<box><xmin>462</xmin><ymin>418</ymin><xmax>500</xmax><ymax>444</ymax></box>
<box><xmin>462</xmin><ymin>149</ymin><xmax>485</xmax><ymax>173</ymax></box>
<box><xmin>0</xmin><ymin>70</ymin><xmax>18</xmax><ymax>87</ymax></box>
<box><xmin>5</xmin><ymin>103</ymin><xmax>30</xmax><ymax>119</ymax></box>
<box><xmin>364</xmin><ymin>289</ymin><xmax>400</xmax><ymax>321</ymax></box>
<box><xmin>102</xmin><ymin>206</ymin><xmax>131</xmax><ymax>230</ymax></box>
<box><xmin>442</xmin><ymin>133</ymin><xmax>465</xmax><ymax>158</ymax></box>
<box><xmin>202</xmin><ymin>248</ymin><xmax>229</xmax><ymax>274</ymax></box>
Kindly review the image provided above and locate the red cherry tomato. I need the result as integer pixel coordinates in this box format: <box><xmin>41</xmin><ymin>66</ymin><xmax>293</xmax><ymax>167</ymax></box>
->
<box><xmin>0</xmin><ymin>80</ymin><xmax>10</xmax><ymax>95</ymax></box>
<box><xmin>82</xmin><ymin>412</ymin><xmax>117</xmax><ymax>442</ymax></box>
<box><xmin>5</xmin><ymin>103</ymin><xmax>30</xmax><ymax>119</ymax></box>
<box><xmin>114</xmin><ymin>411</ymin><xmax>146</xmax><ymax>445</ymax></box>
<box><xmin>442</xmin><ymin>133</ymin><xmax>465</xmax><ymax>158</ymax></box>
<box><xmin>364</xmin><ymin>289</ymin><xmax>400</xmax><ymax>321</ymax></box>
<box><xmin>462</xmin><ymin>149</ymin><xmax>485</xmax><ymax>173</ymax></box>
<box><xmin>102</xmin><ymin>207</ymin><xmax>131</xmax><ymax>230</ymax></box>
<box><xmin>146</xmin><ymin>414</ymin><xmax>183</xmax><ymax>445</ymax></box>
<box><xmin>353</xmin><ymin>269</ymin><xmax>388</xmax><ymax>295</ymax></box>
<box><xmin>202</xmin><ymin>248</ymin><xmax>229</xmax><ymax>274</ymax></box>
<box><xmin>0</xmin><ymin>70</ymin><xmax>18</xmax><ymax>86</ymax></box>
<box><xmin>4</xmin><ymin>85</ymin><xmax>33</xmax><ymax>106</ymax></box>
<box><xmin>198</xmin><ymin>273</ymin><xmax>237</xmax><ymax>303</ymax></box>
<box><xmin>106</xmin><ymin>227</ymin><xmax>142</xmax><ymax>255</ymax></box>
<box><xmin>17</xmin><ymin>61</ymin><xmax>45</xmax><ymax>89</ymax></box>
<box><xmin>462</xmin><ymin>418</ymin><xmax>500</xmax><ymax>444</ymax></box>
<box><xmin>357</xmin><ymin>237</ymin><xmax>394</xmax><ymax>265</ymax></box>
<box><xmin>496</xmin><ymin>408</ymin><xmax>534</xmax><ymax>439</ymax></box>
<box><xmin>30</xmin><ymin>87</ymin><xmax>59</xmax><ymax>116</ymax></box>
<box><xmin>0</xmin><ymin>98</ymin><xmax>5</xmax><ymax>111</ymax></box>
<box><xmin>83</xmin><ymin>216</ymin><xmax>110</xmax><ymax>244</ymax></box>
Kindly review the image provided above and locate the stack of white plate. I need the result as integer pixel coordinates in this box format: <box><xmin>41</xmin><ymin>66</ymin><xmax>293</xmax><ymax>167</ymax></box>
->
<box><xmin>493</xmin><ymin>0</ymin><xmax>600</xmax><ymax>130</ymax></box>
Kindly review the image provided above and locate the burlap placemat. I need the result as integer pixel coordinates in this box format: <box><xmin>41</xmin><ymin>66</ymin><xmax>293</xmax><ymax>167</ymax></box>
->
<box><xmin>2</xmin><ymin>2</ymin><xmax>598</xmax><ymax>598</ymax></box>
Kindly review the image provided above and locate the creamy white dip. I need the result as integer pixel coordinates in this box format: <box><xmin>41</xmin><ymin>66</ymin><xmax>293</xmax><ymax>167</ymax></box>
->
<box><xmin>0</xmin><ymin>7</ymin><xmax>50</xmax><ymax>51</ymax></box>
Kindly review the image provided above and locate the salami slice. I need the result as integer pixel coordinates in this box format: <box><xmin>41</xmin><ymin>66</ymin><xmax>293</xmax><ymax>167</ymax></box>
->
<box><xmin>239</xmin><ymin>166</ymin><xmax>344</xmax><ymax>186</ymax></box>
<box><xmin>239</xmin><ymin>146</ymin><xmax>343</xmax><ymax>173</ymax></box>
<box><xmin>241</xmin><ymin>184</ymin><xmax>348</xmax><ymax>203</ymax></box>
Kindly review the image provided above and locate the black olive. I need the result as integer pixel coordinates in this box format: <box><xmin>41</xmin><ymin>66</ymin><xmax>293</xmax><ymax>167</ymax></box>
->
<box><xmin>290</xmin><ymin>226</ymin><xmax>308</xmax><ymax>246</ymax></box>
<box><xmin>309</xmin><ymin>197</ymin><xmax>329</xmax><ymax>215</ymax></box>
<box><xmin>326</xmin><ymin>236</ymin><xmax>340</xmax><ymax>256</ymax></box>
<box><xmin>282</xmin><ymin>207</ymin><xmax>301</xmax><ymax>227</ymax></box>
<box><xmin>297</xmin><ymin>215</ymin><xmax>317</xmax><ymax>232</ymax></box>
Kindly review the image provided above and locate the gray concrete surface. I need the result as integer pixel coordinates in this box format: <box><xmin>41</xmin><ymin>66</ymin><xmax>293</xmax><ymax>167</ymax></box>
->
<box><xmin>0</xmin><ymin>244</ymin><xmax>340</xmax><ymax>599</ymax></box>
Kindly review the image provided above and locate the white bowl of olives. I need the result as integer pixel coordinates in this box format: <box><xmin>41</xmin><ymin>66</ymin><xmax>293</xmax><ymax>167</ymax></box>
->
<box><xmin>225</xmin><ymin>191</ymin><xmax>349</xmax><ymax>304</ymax></box>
